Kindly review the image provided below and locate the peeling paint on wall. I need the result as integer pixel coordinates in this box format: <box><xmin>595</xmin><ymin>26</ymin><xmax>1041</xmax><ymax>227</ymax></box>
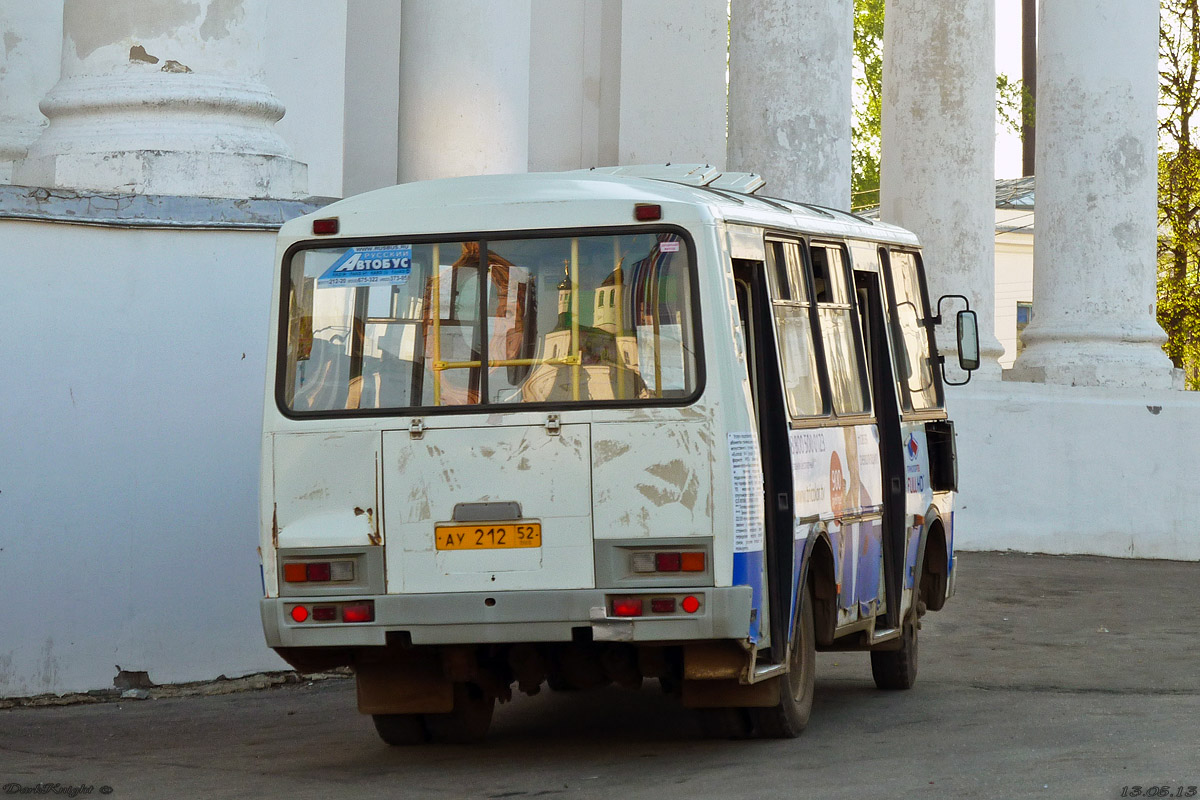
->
<box><xmin>65</xmin><ymin>1</ymin><xmax>202</xmax><ymax>61</ymax></box>
<box><xmin>199</xmin><ymin>0</ymin><xmax>245</xmax><ymax>42</ymax></box>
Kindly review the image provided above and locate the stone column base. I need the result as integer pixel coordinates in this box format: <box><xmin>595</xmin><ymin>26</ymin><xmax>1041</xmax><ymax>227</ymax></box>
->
<box><xmin>15</xmin><ymin>150</ymin><xmax>308</xmax><ymax>200</ymax></box>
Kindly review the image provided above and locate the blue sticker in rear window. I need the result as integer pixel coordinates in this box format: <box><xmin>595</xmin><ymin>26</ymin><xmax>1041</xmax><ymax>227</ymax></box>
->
<box><xmin>318</xmin><ymin>245</ymin><xmax>413</xmax><ymax>287</ymax></box>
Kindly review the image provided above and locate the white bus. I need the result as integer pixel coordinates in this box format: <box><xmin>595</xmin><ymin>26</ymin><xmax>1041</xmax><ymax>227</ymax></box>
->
<box><xmin>258</xmin><ymin>165</ymin><xmax>979</xmax><ymax>743</ymax></box>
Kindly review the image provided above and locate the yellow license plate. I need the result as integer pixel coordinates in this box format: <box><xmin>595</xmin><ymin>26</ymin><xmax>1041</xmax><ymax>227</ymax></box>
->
<box><xmin>435</xmin><ymin>522</ymin><xmax>542</xmax><ymax>551</ymax></box>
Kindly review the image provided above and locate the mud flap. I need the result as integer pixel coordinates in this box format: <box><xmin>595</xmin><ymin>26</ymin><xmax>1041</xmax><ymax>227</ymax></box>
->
<box><xmin>355</xmin><ymin>653</ymin><xmax>454</xmax><ymax>715</ymax></box>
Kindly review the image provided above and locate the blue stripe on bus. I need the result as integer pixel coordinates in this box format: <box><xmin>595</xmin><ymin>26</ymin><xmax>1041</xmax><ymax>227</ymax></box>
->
<box><xmin>732</xmin><ymin>550</ymin><xmax>764</xmax><ymax>642</ymax></box>
<box><xmin>948</xmin><ymin>511</ymin><xmax>955</xmax><ymax>572</ymax></box>
<box><xmin>789</xmin><ymin>540</ymin><xmax>803</xmax><ymax>640</ymax></box>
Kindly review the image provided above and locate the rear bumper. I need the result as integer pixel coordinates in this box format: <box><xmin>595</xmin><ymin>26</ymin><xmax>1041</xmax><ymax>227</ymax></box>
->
<box><xmin>261</xmin><ymin>586</ymin><xmax>754</xmax><ymax>648</ymax></box>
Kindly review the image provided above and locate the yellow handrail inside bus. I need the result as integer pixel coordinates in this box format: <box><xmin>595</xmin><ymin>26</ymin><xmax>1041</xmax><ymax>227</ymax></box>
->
<box><xmin>431</xmin><ymin>244</ymin><xmax>441</xmax><ymax>406</ymax></box>
<box><xmin>570</xmin><ymin>238</ymin><xmax>580</xmax><ymax>402</ymax></box>
<box><xmin>434</xmin><ymin>355</ymin><xmax>580</xmax><ymax>371</ymax></box>
<box><xmin>613</xmin><ymin>238</ymin><xmax>625</xmax><ymax>400</ymax></box>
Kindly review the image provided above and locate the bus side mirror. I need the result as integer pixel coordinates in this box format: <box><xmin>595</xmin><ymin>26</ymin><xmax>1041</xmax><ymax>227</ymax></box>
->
<box><xmin>934</xmin><ymin>294</ymin><xmax>977</xmax><ymax>386</ymax></box>
<box><xmin>957</xmin><ymin>310</ymin><xmax>980</xmax><ymax>371</ymax></box>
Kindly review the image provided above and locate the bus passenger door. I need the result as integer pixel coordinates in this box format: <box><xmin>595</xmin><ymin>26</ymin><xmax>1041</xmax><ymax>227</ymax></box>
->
<box><xmin>733</xmin><ymin>259</ymin><xmax>793</xmax><ymax>660</ymax></box>
<box><xmin>854</xmin><ymin>269</ymin><xmax>905</xmax><ymax>631</ymax></box>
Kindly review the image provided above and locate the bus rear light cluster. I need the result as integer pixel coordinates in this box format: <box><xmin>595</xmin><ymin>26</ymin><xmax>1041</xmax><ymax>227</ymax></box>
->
<box><xmin>283</xmin><ymin>560</ymin><xmax>355</xmax><ymax>583</ymax></box>
<box><xmin>289</xmin><ymin>601</ymin><xmax>374</xmax><ymax>624</ymax></box>
<box><xmin>630</xmin><ymin>551</ymin><xmax>705</xmax><ymax>574</ymax></box>
<box><xmin>609</xmin><ymin>594</ymin><xmax>702</xmax><ymax>617</ymax></box>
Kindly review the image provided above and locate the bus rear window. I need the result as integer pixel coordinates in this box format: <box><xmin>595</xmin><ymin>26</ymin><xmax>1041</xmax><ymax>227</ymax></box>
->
<box><xmin>280</xmin><ymin>231</ymin><xmax>699</xmax><ymax>414</ymax></box>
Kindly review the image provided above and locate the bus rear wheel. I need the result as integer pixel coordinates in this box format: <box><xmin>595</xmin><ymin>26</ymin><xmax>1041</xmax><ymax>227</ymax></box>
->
<box><xmin>372</xmin><ymin>713</ymin><xmax>428</xmax><ymax>746</ymax></box>
<box><xmin>749</xmin><ymin>582</ymin><xmax>816</xmax><ymax>739</ymax></box>
<box><xmin>423</xmin><ymin>682</ymin><xmax>495</xmax><ymax>743</ymax></box>
<box><xmin>870</xmin><ymin>620</ymin><xmax>918</xmax><ymax>690</ymax></box>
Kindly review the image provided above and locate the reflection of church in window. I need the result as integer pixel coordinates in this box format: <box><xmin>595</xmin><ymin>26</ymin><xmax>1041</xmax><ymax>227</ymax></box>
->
<box><xmin>521</xmin><ymin>261</ymin><xmax>644</xmax><ymax>402</ymax></box>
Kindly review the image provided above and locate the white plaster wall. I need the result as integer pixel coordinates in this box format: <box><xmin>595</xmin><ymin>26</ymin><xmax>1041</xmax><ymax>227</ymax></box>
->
<box><xmin>616</xmin><ymin>0</ymin><xmax>727</xmax><ymax>168</ymax></box>
<box><xmin>264</xmin><ymin>0</ymin><xmax>348</xmax><ymax>197</ymax></box>
<box><xmin>0</xmin><ymin>220</ymin><xmax>285</xmax><ymax>696</ymax></box>
<box><xmin>950</xmin><ymin>381</ymin><xmax>1200</xmax><ymax>561</ymax></box>
<box><xmin>342</xmin><ymin>0</ymin><xmax>401</xmax><ymax>196</ymax></box>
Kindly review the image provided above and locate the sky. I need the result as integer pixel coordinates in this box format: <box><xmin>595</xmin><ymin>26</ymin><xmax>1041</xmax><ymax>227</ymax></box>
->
<box><xmin>995</xmin><ymin>0</ymin><xmax>1026</xmax><ymax>178</ymax></box>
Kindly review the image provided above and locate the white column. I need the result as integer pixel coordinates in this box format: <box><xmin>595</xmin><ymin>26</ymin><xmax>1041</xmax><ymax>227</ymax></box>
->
<box><xmin>1010</xmin><ymin>0</ymin><xmax>1173</xmax><ymax>389</ymax></box>
<box><xmin>618</xmin><ymin>0</ymin><xmax>727</xmax><ymax>169</ymax></box>
<box><xmin>728</xmin><ymin>0</ymin><xmax>851</xmax><ymax>208</ymax></box>
<box><xmin>0</xmin><ymin>0</ymin><xmax>63</xmax><ymax>183</ymax></box>
<box><xmin>397</xmin><ymin>0</ymin><xmax>531</xmax><ymax>182</ymax></box>
<box><xmin>342</xmin><ymin>0</ymin><xmax>400</xmax><ymax>195</ymax></box>
<box><xmin>527</xmin><ymin>0</ymin><xmax>621</xmax><ymax>172</ymax></box>
<box><xmin>264</xmin><ymin>0</ymin><xmax>347</xmax><ymax>198</ymax></box>
<box><xmin>13</xmin><ymin>0</ymin><xmax>307</xmax><ymax>198</ymax></box>
<box><xmin>880</xmin><ymin>0</ymin><xmax>1004</xmax><ymax>378</ymax></box>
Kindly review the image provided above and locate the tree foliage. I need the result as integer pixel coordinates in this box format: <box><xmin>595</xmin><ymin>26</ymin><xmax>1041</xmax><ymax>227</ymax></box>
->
<box><xmin>1159</xmin><ymin>0</ymin><xmax>1200</xmax><ymax>388</ymax></box>
<box><xmin>851</xmin><ymin>0</ymin><xmax>884</xmax><ymax>211</ymax></box>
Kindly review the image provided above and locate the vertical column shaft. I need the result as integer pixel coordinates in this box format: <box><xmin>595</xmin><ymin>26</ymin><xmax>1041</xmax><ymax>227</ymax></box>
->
<box><xmin>881</xmin><ymin>0</ymin><xmax>1003</xmax><ymax>378</ymax></box>
<box><xmin>397</xmin><ymin>0</ymin><xmax>531</xmax><ymax>182</ymax></box>
<box><xmin>728</xmin><ymin>0</ymin><xmax>852</xmax><ymax>208</ymax></box>
<box><xmin>618</xmin><ymin>0</ymin><xmax>727</xmax><ymax>169</ymax></box>
<box><xmin>1010</xmin><ymin>0</ymin><xmax>1173</xmax><ymax>389</ymax></box>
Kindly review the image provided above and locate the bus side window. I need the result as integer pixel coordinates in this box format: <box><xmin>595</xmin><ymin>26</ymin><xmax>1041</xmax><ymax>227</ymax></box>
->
<box><xmin>882</xmin><ymin>248</ymin><xmax>939</xmax><ymax>411</ymax></box>
<box><xmin>810</xmin><ymin>243</ymin><xmax>870</xmax><ymax>416</ymax></box>
<box><xmin>767</xmin><ymin>240</ymin><xmax>824</xmax><ymax>417</ymax></box>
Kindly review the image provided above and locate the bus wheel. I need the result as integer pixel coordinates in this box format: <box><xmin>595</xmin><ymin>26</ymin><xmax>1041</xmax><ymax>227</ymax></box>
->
<box><xmin>871</xmin><ymin>621</ymin><xmax>918</xmax><ymax>690</ymax></box>
<box><xmin>372</xmin><ymin>713</ymin><xmax>428</xmax><ymax>746</ymax></box>
<box><xmin>697</xmin><ymin>707</ymin><xmax>752</xmax><ymax>739</ymax></box>
<box><xmin>424</xmin><ymin>683</ymin><xmax>495</xmax><ymax>743</ymax></box>
<box><xmin>749</xmin><ymin>583</ymin><xmax>816</xmax><ymax>739</ymax></box>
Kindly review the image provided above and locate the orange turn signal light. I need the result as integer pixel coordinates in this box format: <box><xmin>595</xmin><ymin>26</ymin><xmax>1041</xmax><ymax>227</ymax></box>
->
<box><xmin>680</xmin><ymin>552</ymin><xmax>706</xmax><ymax>572</ymax></box>
<box><xmin>283</xmin><ymin>563</ymin><xmax>307</xmax><ymax>583</ymax></box>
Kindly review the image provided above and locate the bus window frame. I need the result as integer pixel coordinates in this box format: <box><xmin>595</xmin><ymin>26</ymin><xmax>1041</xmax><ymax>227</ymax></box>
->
<box><xmin>805</xmin><ymin>238</ymin><xmax>874</xmax><ymax>423</ymax></box>
<box><xmin>274</xmin><ymin>223</ymin><xmax>706</xmax><ymax>421</ymax></box>
<box><xmin>764</xmin><ymin>235</ymin><xmax>833</xmax><ymax>421</ymax></box>
<box><xmin>762</xmin><ymin>233</ymin><xmax>877</xmax><ymax>428</ymax></box>
<box><xmin>878</xmin><ymin>246</ymin><xmax>946</xmax><ymax>416</ymax></box>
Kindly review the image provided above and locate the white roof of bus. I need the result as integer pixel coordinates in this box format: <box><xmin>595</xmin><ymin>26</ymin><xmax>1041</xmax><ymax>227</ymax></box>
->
<box><xmin>280</xmin><ymin>169</ymin><xmax>921</xmax><ymax>248</ymax></box>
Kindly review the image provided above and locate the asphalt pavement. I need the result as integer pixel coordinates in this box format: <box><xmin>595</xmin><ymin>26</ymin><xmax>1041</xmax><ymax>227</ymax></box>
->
<box><xmin>2</xmin><ymin>551</ymin><xmax>1198</xmax><ymax>799</ymax></box>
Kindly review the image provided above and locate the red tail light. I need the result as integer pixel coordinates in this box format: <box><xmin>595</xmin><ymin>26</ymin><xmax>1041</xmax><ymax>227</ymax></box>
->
<box><xmin>290</xmin><ymin>605</ymin><xmax>309</xmax><ymax>622</ymax></box>
<box><xmin>342</xmin><ymin>603</ymin><xmax>374</xmax><ymax>623</ymax></box>
<box><xmin>650</xmin><ymin>598</ymin><xmax>676</xmax><ymax>613</ymax></box>
<box><xmin>312</xmin><ymin>606</ymin><xmax>337</xmax><ymax>621</ymax></box>
<box><xmin>611</xmin><ymin>597</ymin><xmax>644</xmax><ymax>617</ymax></box>
<box><xmin>306</xmin><ymin>562</ymin><xmax>332</xmax><ymax>582</ymax></box>
<box><xmin>681</xmin><ymin>595</ymin><xmax>701</xmax><ymax>614</ymax></box>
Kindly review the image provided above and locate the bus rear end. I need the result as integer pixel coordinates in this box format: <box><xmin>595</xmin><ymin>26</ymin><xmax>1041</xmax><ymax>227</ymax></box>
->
<box><xmin>258</xmin><ymin>178</ymin><xmax>755</xmax><ymax>743</ymax></box>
